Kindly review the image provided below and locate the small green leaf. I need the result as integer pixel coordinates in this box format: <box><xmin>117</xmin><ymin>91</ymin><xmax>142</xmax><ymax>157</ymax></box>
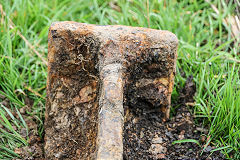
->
<box><xmin>172</xmin><ymin>139</ymin><xmax>200</xmax><ymax>146</ymax></box>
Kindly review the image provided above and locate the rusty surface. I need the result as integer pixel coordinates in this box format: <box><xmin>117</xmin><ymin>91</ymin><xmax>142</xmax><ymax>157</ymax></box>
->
<box><xmin>45</xmin><ymin>21</ymin><xmax>178</xmax><ymax>159</ymax></box>
<box><xmin>97</xmin><ymin>63</ymin><xmax>124</xmax><ymax>160</ymax></box>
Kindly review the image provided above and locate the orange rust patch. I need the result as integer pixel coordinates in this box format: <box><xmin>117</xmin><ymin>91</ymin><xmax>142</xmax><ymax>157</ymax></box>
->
<box><xmin>168</xmin><ymin>72</ymin><xmax>174</xmax><ymax>95</ymax></box>
<box><xmin>104</xmin><ymin>79</ymin><xmax>123</xmax><ymax>101</ymax></box>
<box><xmin>79</xmin><ymin>81</ymin><xmax>97</xmax><ymax>103</ymax></box>
<box><xmin>153</xmin><ymin>78</ymin><xmax>169</xmax><ymax>86</ymax></box>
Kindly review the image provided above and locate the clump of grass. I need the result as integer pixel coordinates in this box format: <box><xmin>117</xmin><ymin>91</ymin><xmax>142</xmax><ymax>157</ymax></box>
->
<box><xmin>0</xmin><ymin>0</ymin><xmax>239</xmax><ymax>159</ymax></box>
<box><xmin>196</xmin><ymin>62</ymin><xmax>240</xmax><ymax>159</ymax></box>
<box><xmin>0</xmin><ymin>105</ymin><xmax>27</xmax><ymax>159</ymax></box>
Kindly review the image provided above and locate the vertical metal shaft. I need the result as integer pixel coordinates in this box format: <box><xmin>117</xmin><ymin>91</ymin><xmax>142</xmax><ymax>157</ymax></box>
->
<box><xmin>97</xmin><ymin>63</ymin><xmax>124</xmax><ymax>160</ymax></box>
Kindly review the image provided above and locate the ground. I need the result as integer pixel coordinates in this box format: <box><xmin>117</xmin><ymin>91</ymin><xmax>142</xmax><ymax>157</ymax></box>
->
<box><xmin>123</xmin><ymin>76</ymin><xmax>224</xmax><ymax>159</ymax></box>
<box><xmin>0</xmin><ymin>0</ymin><xmax>239</xmax><ymax>159</ymax></box>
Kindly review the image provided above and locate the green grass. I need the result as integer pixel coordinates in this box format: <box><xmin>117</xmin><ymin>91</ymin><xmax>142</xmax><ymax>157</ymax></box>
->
<box><xmin>0</xmin><ymin>0</ymin><xmax>239</xmax><ymax>159</ymax></box>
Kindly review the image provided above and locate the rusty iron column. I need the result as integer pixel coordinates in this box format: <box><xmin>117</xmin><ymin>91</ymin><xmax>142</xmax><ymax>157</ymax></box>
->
<box><xmin>45</xmin><ymin>22</ymin><xmax>178</xmax><ymax>159</ymax></box>
<box><xmin>96</xmin><ymin>38</ymin><xmax>125</xmax><ymax>159</ymax></box>
<box><xmin>97</xmin><ymin>63</ymin><xmax>124</xmax><ymax>160</ymax></box>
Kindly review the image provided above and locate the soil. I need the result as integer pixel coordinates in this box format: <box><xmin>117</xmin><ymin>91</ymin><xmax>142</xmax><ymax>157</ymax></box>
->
<box><xmin>12</xmin><ymin>99</ymin><xmax>45</xmax><ymax>160</ymax></box>
<box><xmin>0</xmin><ymin>96</ymin><xmax>45</xmax><ymax>160</ymax></box>
<box><xmin>123</xmin><ymin>76</ymin><xmax>225</xmax><ymax>160</ymax></box>
<box><xmin>123</xmin><ymin>104</ymin><xmax>225</xmax><ymax>160</ymax></box>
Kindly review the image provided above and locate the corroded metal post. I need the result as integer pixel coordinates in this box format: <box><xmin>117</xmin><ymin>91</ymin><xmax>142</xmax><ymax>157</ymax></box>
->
<box><xmin>45</xmin><ymin>22</ymin><xmax>178</xmax><ymax>159</ymax></box>
<box><xmin>97</xmin><ymin>63</ymin><xmax>124</xmax><ymax>160</ymax></box>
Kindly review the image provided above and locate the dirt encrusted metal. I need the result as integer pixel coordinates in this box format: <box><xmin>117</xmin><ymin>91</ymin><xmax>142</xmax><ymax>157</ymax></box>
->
<box><xmin>45</xmin><ymin>22</ymin><xmax>178</xmax><ymax>159</ymax></box>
